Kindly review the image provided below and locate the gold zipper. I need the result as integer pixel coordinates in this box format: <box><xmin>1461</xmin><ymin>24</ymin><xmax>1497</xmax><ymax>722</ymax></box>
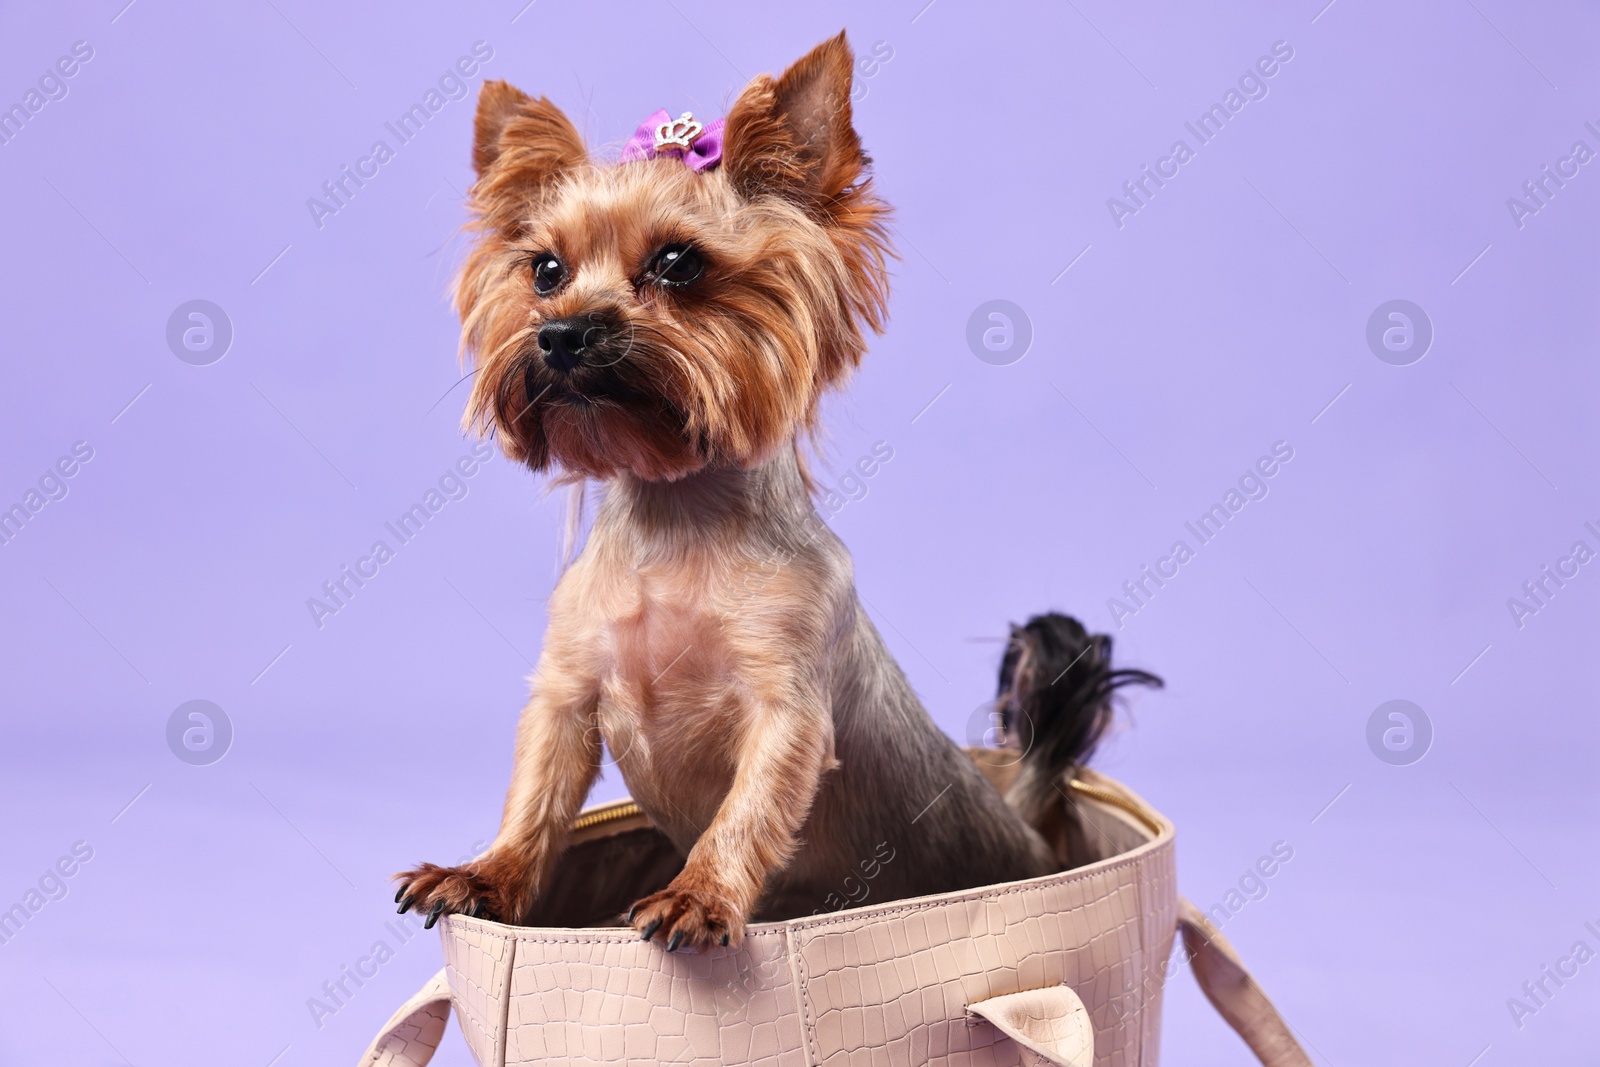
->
<box><xmin>569</xmin><ymin>799</ymin><xmax>644</xmax><ymax>833</ymax></box>
<box><xmin>1067</xmin><ymin>779</ymin><xmax>1164</xmax><ymax>837</ymax></box>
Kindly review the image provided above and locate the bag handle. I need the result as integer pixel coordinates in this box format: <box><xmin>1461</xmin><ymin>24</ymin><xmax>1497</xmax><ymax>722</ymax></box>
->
<box><xmin>965</xmin><ymin>898</ymin><xmax>1310</xmax><ymax>1067</ymax></box>
<box><xmin>967</xmin><ymin>985</ymin><xmax>1094</xmax><ymax>1066</ymax></box>
<box><xmin>1177</xmin><ymin>897</ymin><xmax>1312</xmax><ymax>1067</ymax></box>
<box><xmin>357</xmin><ymin>968</ymin><xmax>452</xmax><ymax>1067</ymax></box>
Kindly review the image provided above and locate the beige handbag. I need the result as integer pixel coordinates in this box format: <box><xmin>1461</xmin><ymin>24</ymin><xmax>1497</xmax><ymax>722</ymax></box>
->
<box><xmin>360</xmin><ymin>763</ymin><xmax>1309</xmax><ymax>1067</ymax></box>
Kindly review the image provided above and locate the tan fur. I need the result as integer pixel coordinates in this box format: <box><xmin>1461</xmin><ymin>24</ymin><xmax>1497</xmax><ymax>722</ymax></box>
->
<box><xmin>397</xmin><ymin>33</ymin><xmax>1056</xmax><ymax>951</ymax></box>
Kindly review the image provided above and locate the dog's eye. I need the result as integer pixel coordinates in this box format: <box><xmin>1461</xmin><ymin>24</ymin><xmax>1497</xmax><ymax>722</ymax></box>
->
<box><xmin>531</xmin><ymin>254</ymin><xmax>566</xmax><ymax>295</ymax></box>
<box><xmin>651</xmin><ymin>245</ymin><xmax>704</xmax><ymax>288</ymax></box>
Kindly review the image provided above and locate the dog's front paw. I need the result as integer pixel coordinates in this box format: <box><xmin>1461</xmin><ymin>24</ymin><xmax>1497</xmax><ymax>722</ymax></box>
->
<box><xmin>393</xmin><ymin>855</ymin><xmax>527</xmax><ymax>928</ymax></box>
<box><xmin>628</xmin><ymin>878</ymin><xmax>744</xmax><ymax>952</ymax></box>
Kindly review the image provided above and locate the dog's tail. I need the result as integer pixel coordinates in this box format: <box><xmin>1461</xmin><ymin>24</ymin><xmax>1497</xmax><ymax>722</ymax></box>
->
<box><xmin>997</xmin><ymin>612</ymin><xmax>1162</xmax><ymax>825</ymax></box>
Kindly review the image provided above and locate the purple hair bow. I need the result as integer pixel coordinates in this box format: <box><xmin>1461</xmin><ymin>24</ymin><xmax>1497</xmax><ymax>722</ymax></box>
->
<box><xmin>619</xmin><ymin>108</ymin><xmax>724</xmax><ymax>172</ymax></box>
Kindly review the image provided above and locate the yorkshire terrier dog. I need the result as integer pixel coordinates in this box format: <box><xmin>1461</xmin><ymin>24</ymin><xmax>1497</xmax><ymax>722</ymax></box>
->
<box><xmin>395</xmin><ymin>32</ymin><xmax>1160</xmax><ymax>951</ymax></box>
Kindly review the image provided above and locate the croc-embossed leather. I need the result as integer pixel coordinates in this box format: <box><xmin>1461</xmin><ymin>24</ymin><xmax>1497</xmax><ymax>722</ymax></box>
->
<box><xmin>360</xmin><ymin>770</ymin><xmax>1309</xmax><ymax>1067</ymax></box>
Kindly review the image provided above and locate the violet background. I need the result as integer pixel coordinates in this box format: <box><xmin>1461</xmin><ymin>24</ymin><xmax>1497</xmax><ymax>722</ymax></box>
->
<box><xmin>2</xmin><ymin>0</ymin><xmax>1597</xmax><ymax>1064</ymax></box>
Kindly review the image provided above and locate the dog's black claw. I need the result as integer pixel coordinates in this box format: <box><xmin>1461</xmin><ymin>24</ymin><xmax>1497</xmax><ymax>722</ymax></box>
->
<box><xmin>640</xmin><ymin>918</ymin><xmax>661</xmax><ymax>942</ymax></box>
<box><xmin>666</xmin><ymin>930</ymin><xmax>684</xmax><ymax>953</ymax></box>
<box><xmin>721</xmin><ymin>932</ymin><xmax>730</xmax><ymax>947</ymax></box>
<box><xmin>424</xmin><ymin>903</ymin><xmax>444</xmax><ymax>930</ymax></box>
<box><xmin>397</xmin><ymin>895</ymin><xmax>413</xmax><ymax>914</ymax></box>
<box><xmin>394</xmin><ymin>883</ymin><xmax>410</xmax><ymax>904</ymax></box>
<box><xmin>472</xmin><ymin>901</ymin><xmax>486</xmax><ymax>918</ymax></box>
<box><xmin>626</xmin><ymin>905</ymin><xmax>637</xmax><ymax>922</ymax></box>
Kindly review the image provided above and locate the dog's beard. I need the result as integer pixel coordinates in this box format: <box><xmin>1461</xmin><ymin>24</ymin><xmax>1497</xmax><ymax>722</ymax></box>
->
<box><xmin>488</xmin><ymin>323</ymin><xmax>710</xmax><ymax>481</ymax></box>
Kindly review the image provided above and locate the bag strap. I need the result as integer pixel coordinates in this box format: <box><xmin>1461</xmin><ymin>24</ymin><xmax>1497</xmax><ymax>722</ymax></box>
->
<box><xmin>1177</xmin><ymin>898</ymin><xmax>1312</xmax><ymax>1067</ymax></box>
<box><xmin>357</xmin><ymin>968</ymin><xmax>452</xmax><ymax>1067</ymax></box>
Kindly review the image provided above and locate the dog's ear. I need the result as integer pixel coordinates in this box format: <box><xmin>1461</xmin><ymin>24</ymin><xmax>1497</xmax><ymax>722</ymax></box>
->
<box><xmin>725</xmin><ymin>32</ymin><xmax>893</xmax><ymax>359</ymax></box>
<box><xmin>723</xmin><ymin>32</ymin><xmax>866</xmax><ymax>219</ymax></box>
<box><xmin>472</xmin><ymin>80</ymin><xmax>586</xmax><ymax>191</ymax></box>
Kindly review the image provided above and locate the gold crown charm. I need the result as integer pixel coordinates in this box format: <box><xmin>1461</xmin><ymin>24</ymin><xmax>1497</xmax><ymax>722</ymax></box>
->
<box><xmin>653</xmin><ymin>111</ymin><xmax>704</xmax><ymax>152</ymax></box>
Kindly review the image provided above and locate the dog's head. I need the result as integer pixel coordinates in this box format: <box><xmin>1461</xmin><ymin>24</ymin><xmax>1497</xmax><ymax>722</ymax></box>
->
<box><xmin>456</xmin><ymin>32</ymin><xmax>891</xmax><ymax>482</ymax></box>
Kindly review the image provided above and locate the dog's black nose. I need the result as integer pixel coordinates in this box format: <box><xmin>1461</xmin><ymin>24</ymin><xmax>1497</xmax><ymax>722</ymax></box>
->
<box><xmin>538</xmin><ymin>318</ymin><xmax>597</xmax><ymax>373</ymax></box>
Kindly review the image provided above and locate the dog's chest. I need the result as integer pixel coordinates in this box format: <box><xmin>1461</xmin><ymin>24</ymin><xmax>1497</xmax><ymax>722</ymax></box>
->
<box><xmin>613</xmin><ymin>562</ymin><xmax>726</xmax><ymax>697</ymax></box>
<box><xmin>573</xmin><ymin>551</ymin><xmax>751</xmax><ymax>839</ymax></box>
<box><xmin>575</xmin><ymin>547</ymin><xmax>747</xmax><ymax>718</ymax></box>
